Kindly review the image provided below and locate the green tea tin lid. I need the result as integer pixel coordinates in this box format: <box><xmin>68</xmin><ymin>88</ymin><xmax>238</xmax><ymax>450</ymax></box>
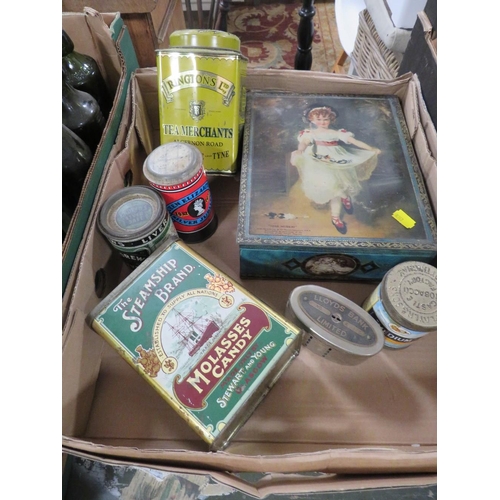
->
<box><xmin>98</xmin><ymin>186</ymin><xmax>167</xmax><ymax>242</ymax></box>
<box><xmin>286</xmin><ymin>285</ymin><xmax>384</xmax><ymax>364</ymax></box>
<box><xmin>380</xmin><ymin>261</ymin><xmax>437</xmax><ymax>332</ymax></box>
<box><xmin>143</xmin><ymin>143</ymin><xmax>203</xmax><ymax>186</ymax></box>
<box><xmin>169</xmin><ymin>29</ymin><xmax>241</xmax><ymax>51</ymax></box>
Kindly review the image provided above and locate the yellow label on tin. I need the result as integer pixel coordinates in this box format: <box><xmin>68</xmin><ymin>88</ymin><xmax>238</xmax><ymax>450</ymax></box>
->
<box><xmin>157</xmin><ymin>50</ymin><xmax>247</xmax><ymax>175</ymax></box>
<box><xmin>392</xmin><ymin>209</ymin><xmax>416</xmax><ymax>229</ymax></box>
<box><xmin>160</xmin><ymin>71</ymin><xmax>235</xmax><ymax>105</ymax></box>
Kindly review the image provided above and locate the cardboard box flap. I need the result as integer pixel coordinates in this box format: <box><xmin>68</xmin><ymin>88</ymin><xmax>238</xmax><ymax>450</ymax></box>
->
<box><xmin>62</xmin><ymin>8</ymin><xmax>121</xmax><ymax>92</ymax></box>
<box><xmin>85</xmin><ymin>8</ymin><xmax>123</xmax><ymax>92</ymax></box>
<box><xmin>404</xmin><ymin>74</ymin><xmax>437</xmax><ymax>159</ymax></box>
<box><xmin>131</xmin><ymin>68</ymin><xmax>157</xmax><ymax>155</ymax></box>
<box><xmin>63</xmin><ymin>435</ymin><xmax>436</xmax><ymax>474</ymax></box>
<box><xmin>243</xmin><ymin>70</ymin><xmax>413</xmax><ymax>104</ymax></box>
<box><xmin>405</xmin><ymin>75</ymin><xmax>437</xmax><ymax>211</ymax></box>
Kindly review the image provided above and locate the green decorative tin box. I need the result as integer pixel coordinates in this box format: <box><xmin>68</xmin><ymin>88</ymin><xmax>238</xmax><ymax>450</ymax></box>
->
<box><xmin>87</xmin><ymin>239</ymin><xmax>302</xmax><ymax>450</ymax></box>
<box><xmin>237</xmin><ymin>91</ymin><xmax>437</xmax><ymax>281</ymax></box>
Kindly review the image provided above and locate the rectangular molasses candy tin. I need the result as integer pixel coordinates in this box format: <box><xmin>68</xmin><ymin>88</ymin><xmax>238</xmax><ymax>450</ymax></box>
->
<box><xmin>87</xmin><ymin>239</ymin><xmax>302</xmax><ymax>451</ymax></box>
<box><xmin>156</xmin><ymin>30</ymin><xmax>248</xmax><ymax>175</ymax></box>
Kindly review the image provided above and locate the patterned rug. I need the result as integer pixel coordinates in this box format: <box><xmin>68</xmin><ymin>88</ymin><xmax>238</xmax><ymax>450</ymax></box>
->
<box><xmin>227</xmin><ymin>0</ymin><xmax>345</xmax><ymax>72</ymax></box>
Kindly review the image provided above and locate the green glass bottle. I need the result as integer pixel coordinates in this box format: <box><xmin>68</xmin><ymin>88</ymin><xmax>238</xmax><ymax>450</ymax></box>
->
<box><xmin>62</xmin><ymin>123</ymin><xmax>93</xmax><ymax>218</ymax></box>
<box><xmin>62</xmin><ymin>71</ymin><xmax>106</xmax><ymax>154</ymax></box>
<box><xmin>62</xmin><ymin>29</ymin><xmax>112</xmax><ymax>118</ymax></box>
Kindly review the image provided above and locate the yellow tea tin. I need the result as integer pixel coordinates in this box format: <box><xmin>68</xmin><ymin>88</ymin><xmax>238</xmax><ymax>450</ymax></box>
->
<box><xmin>156</xmin><ymin>30</ymin><xmax>248</xmax><ymax>175</ymax></box>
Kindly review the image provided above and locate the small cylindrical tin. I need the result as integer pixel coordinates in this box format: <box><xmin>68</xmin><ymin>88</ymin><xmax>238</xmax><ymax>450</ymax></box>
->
<box><xmin>362</xmin><ymin>261</ymin><xmax>437</xmax><ymax>349</ymax></box>
<box><xmin>286</xmin><ymin>285</ymin><xmax>384</xmax><ymax>365</ymax></box>
<box><xmin>97</xmin><ymin>185</ymin><xmax>177</xmax><ymax>268</ymax></box>
<box><xmin>143</xmin><ymin>142</ymin><xmax>218</xmax><ymax>243</ymax></box>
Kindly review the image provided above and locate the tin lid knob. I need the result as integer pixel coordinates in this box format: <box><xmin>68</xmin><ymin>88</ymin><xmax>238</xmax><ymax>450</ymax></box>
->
<box><xmin>169</xmin><ymin>29</ymin><xmax>241</xmax><ymax>51</ymax></box>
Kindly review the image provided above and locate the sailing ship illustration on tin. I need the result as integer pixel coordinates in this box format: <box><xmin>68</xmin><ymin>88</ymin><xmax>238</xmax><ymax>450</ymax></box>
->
<box><xmin>166</xmin><ymin>306</ymin><xmax>223</xmax><ymax>357</ymax></box>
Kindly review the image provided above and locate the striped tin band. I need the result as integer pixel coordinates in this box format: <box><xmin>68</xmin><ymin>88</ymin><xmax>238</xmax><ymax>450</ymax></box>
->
<box><xmin>149</xmin><ymin>169</ymin><xmax>203</xmax><ymax>192</ymax></box>
<box><xmin>108</xmin><ymin>217</ymin><xmax>170</xmax><ymax>248</ymax></box>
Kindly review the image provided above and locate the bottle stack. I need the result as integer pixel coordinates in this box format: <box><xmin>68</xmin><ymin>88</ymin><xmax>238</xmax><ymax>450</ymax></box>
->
<box><xmin>62</xmin><ymin>30</ymin><xmax>111</xmax><ymax>239</ymax></box>
<box><xmin>62</xmin><ymin>29</ymin><xmax>112</xmax><ymax>118</ymax></box>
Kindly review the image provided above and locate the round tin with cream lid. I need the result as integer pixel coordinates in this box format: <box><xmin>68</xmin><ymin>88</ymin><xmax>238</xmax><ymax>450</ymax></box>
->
<box><xmin>98</xmin><ymin>186</ymin><xmax>176</xmax><ymax>268</ymax></box>
<box><xmin>143</xmin><ymin>143</ymin><xmax>217</xmax><ymax>243</ymax></box>
<box><xmin>285</xmin><ymin>285</ymin><xmax>384</xmax><ymax>365</ymax></box>
<box><xmin>362</xmin><ymin>261</ymin><xmax>437</xmax><ymax>349</ymax></box>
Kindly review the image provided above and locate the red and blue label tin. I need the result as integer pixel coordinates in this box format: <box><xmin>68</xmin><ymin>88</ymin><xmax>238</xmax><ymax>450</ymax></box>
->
<box><xmin>143</xmin><ymin>142</ymin><xmax>217</xmax><ymax>243</ymax></box>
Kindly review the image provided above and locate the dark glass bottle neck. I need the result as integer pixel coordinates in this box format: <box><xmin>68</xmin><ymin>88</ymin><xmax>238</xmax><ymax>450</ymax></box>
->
<box><xmin>62</xmin><ymin>30</ymin><xmax>74</xmax><ymax>57</ymax></box>
<box><xmin>62</xmin><ymin>73</ymin><xmax>78</xmax><ymax>98</ymax></box>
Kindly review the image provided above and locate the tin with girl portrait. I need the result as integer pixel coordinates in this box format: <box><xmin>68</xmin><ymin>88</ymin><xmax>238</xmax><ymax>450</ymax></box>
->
<box><xmin>290</xmin><ymin>104</ymin><xmax>382</xmax><ymax>234</ymax></box>
<box><xmin>237</xmin><ymin>91</ymin><xmax>437</xmax><ymax>281</ymax></box>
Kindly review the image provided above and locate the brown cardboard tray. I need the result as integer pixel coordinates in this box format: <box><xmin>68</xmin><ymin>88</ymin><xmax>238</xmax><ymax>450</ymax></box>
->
<box><xmin>62</xmin><ymin>68</ymin><xmax>437</xmax><ymax>478</ymax></box>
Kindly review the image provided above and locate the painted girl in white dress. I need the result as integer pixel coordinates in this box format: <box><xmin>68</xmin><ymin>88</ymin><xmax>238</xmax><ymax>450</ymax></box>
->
<box><xmin>290</xmin><ymin>105</ymin><xmax>381</xmax><ymax>234</ymax></box>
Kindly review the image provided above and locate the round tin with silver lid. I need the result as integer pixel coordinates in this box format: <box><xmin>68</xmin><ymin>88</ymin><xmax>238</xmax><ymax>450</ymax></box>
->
<box><xmin>362</xmin><ymin>261</ymin><xmax>437</xmax><ymax>349</ymax></box>
<box><xmin>98</xmin><ymin>185</ymin><xmax>177</xmax><ymax>268</ymax></box>
<box><xmin>285</xmin><ymin>285</ymin><xmax>384</xmax><ymax>365</ymax></box>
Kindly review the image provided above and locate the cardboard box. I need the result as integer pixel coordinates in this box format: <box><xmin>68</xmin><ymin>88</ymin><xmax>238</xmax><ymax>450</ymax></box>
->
<box><xmin>237</xmin><ymin>91</ymin><xmax>436</xmax><ymax>281</ymax></box>
<box><xmin>62</xmin><ymin>8</ymin><xmax>139</xmax><ymax>298</ymax></box>
<box><xmin>62</xmin><ymin>68</ymin><xmax>437</xmax><ymax>480</ymax></box>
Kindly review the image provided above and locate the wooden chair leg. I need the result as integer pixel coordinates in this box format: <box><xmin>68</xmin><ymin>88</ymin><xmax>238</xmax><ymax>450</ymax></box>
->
<box><xmin>333</xmin><ymin>49</ymin><xmax>348</xmax><ymax>73</ymax></box>
<box><xmin>294</xmin><ymin>0</ymin><xmax>316</xmax><ymax>70</ymax></box>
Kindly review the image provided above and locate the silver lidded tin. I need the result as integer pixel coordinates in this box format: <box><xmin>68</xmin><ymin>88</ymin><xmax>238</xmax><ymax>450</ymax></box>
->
<box><xmin>285</xmin><ymin>285</ymin><xmax>384</xmax><ymax>365</ymax></box>
<box><xmin>98</xmin><ymin>185</ymin><xmax>177</xmax><ymax>268</ymax></box>
<box><xmin>362</xmin><ymin>261</ymin><xmax>437</xmax><ymax>349</ymax></box>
